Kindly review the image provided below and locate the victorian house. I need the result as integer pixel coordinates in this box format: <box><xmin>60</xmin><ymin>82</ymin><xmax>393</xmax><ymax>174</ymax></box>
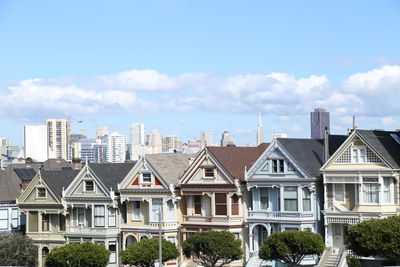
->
<box><xmin>17</xmin><ymin>169</ymin><xmax>78</xmax><ymax>267</ymax></box>
<box><xmin>63</xmin><ymin>163</ymin><xmax>134</xmax><ymax>267</ymax></box>
<box><xmin>179</xmin><ymin>144</ymin><xmax>268</xmax><ymax>266</ymax></box>
<box><xmin>117</xmin><ymin>153</ymin><xmax>192</xmax><ymax>266</ymax></box>
<box><xmin>245</xmin><ymin>138</ymin><xmax>329</xmax><ymax>266</ymax></box>
<box><xmin>320</xmin><ymin>130</ymin><xmax>400</xmax><ymax>265</ymax></box>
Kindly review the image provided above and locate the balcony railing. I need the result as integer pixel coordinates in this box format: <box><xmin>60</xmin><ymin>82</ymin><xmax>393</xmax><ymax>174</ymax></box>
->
<box><xmin>183</xmin><ymin>215</ymin><xmax>243</xmax><ymax>224</ymax></box>
<box><xmin>66</xmin><ymin>226</ymin><xmax>118</xmax><ymax>235</ymax></box>
<box><xmin>248</xmin><ymin>210</ymin><xmax>315</xmax><ymax>220</ymax></box>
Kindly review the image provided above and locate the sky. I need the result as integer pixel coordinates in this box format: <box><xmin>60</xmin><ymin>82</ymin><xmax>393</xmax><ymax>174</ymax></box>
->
<box><xmin>0</xmin><ymin>0</ymin><xmax>400</xmax><ymax>146</ymax></box>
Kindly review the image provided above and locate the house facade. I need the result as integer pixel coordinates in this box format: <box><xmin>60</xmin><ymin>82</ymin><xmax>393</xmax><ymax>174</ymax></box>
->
<box><xmin>321</xmin><ymin>130</ymin><xmax>400</xmax><ymax>264</ymax></box>
<box><xmin>245</xmin><ymin>138</ymin><xmax>325</xmax><ymax>266</ymax></box>
<box><xmin>179</xmin><ymin>144</ymin><xmax>267</xmax><ymax>266</ymax></box>
<box><xmin>118</xmin><ymin>154</ymin><xmax>192</xmax><ymax>265</ymax></box>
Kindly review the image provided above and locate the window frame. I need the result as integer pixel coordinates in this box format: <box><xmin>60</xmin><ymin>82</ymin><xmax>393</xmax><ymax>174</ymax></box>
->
<box><xmin>351</xmin><ymin>146</ymin><xmax>367</xmax><ymax>164</ymax></box>
<box><xmin>108</xmin><ymin>241</ymin><xmax>117</xmax><ymax>263</ymax></box>
<box><xmin>11</xmin><ymin>208</ymin><xmax>18</xmax><ymax>229</ymax></box>
<box><xmin>132</xmin><ymin>201</ymin><xmax>141</xmax><ymax>221</ymax></box>
<box><xmin>42</xmin><ymin>213</ymin><xmax>50</xmax><ymax>232</ymax></box>
<box><xmin>203</xmin><ymin>167</ymin><xmax>215</xmax><ymax>179</ymax></box>
<box><xmin>94</xmin><ymin>205</ymin><xmax>105</xmax><ymax>227</ymax></box>
<box><xmin>84</xmin><ymin>180</ymin><xmax>94</xmax><ymax>192</ymax></box>
<box><xmin>0</xmin><ymin>209</ymin><xmax>8</xmax><ymax>230</ymax></box>
<box><xmin>215</xmin><ymin>193</ymin><xmax>227</xmax><ymax>216</ymax></box>
<box><xmin>194</xmin><ymin>195</ymin><xmax>202</xmax><ymax>215</ymax></box>
<box><xmin>260</xmin><ymin>188</ymin><xmax>269</xmax><ymax>210</ymax></box>
<box><xmin>271</xmin><ymin>159</ymin><xmax>285</xmax><ymax>173</ymax></box>
<box><xmin>141</xmin><ymin>172</ymin><xmax>151</xmax><ymax>184</ymax></box>
<box><xmin>283</xmin><ymin>186</ymin><xmax>298</xmax><ymax>212</ymax></box>
<box><xmin>302</xmin><ymin>187</ymin><xmax>312</xmax><ymax>212</ymax></box>
<box><xmin>333</xmin><ymin>183</ymin><xmax>345</xmax><ymax>203</ymax></box>
<box><xmin>37</xmin><ymin>187</ymin><xmax>47</xmax><ymax>198</ymax></box>
<box><xmin>108</xmin><ymin>208</ymin><xmax>116</xmax><ymax>227</ymax></box>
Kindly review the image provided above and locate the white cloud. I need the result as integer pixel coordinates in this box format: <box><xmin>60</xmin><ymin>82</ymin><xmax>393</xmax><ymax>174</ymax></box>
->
<box><xmin>381</xmin><ymin>117</ymin><xmax>398</xmax><ymax>128</ymax></box>
<box><xmin>289</xmin><ymin>125</ymin><xmax>303</xmax><ymax>132</ymax></box>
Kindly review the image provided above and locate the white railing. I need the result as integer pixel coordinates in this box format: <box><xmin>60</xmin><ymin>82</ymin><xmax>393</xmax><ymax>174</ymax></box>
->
<box><xmin>183</xmin><ymin>216</ymin><xmax>243</xmax><ymax>224</ymax></box>
<box><xmin>149</xmin><ymin>222</ymin><xmax>179</xmax><ymax>228</ymax></box>
<box><xmin>326</xmin><ymin>217</ymin><xmax>360</xmax><ymax>224</ymax></box>
<box><xmin>248</xmin><ymin>211</ymin><xmax>315</xmax><ymax>220</ymax></box>
<box><xmin>66</xmin><ymin>226</ymin><xmax>118</xmax><ymax>235</ymax></box>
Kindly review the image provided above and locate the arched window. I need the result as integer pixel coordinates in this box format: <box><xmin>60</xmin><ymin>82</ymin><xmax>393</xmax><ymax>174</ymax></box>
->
<box><xmin>140</xmin><ymin>235</ymin><xmax>148</xmax><ymax>240</ymax></box>
<box><xmin>231</xmin><ymin>195</ymin><xmax>239</xmax><ymax>215</ymax></box>
<box><xmin>126</xmin><ymin>235</ymin><xmax>137</xmax><ymax>247</ymax></box>
<box><xmin>42</xmin><ymin>247</ymin><xmax>49</xmax><ymax>266</ymax></box>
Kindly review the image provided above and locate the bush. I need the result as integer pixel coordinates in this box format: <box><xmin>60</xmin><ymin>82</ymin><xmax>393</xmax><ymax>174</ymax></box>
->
<box><xmin>346</xmin><ymin>254</ymin><xmax>361</xmax><ymax>267</ymax></box>
<box><xmin>0</xmin><ymin>232</ymin><xmax>37</xmax><ymax>266</ymax></box>
<box><xmin>45</xmin><ymin>242</ymin><xmax>110</xmax><ymax>267</ymax></box>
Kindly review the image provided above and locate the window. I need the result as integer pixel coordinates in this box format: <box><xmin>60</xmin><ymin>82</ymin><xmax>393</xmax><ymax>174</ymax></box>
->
<box><xmin>303</xmin><ymin>188</ymin><xmax>312</xmax><ymax>211</ymax></box>
<box><xmin>194</xmin><ymin>195</ymin><xmax>202</xmax><ymax>215</ymax></box>
<box><xmin>334</xmin><ymin>184</ymin><xmax>345</xmax><ymax>203</ymax></box>
<box><xmin>77</xmin><ymin>208</ymin><xmax>85</xmax><ymax>226</ymax></box>
<box><xmin>11</xmin><ymin>208</ymin><xmax>18</xmax><ymax>229</ymax></box>
<box><xmin>215</xmin><ymin>193</ymin><xmax>227</xmax><ymax>215</ymax></box>
<box><xmin>94</xmin><ymin>206</ymin><xmax>105</xmax><ymax>227</ymax></box>
<box><xmin>108</xmin><ymin>208</ymin><xmax>116</xmax><ymax>227</ymax></box>
<box><xmin>85</xmin><ymin>181</ymin><xmax>94</xmax><ymax>191</ymax></box>
<box><xmin>166</xmin><ymin>200</ymin><xmax>175</xmax><ymax>221</ymax></box>
<box><xmin>231</xmin><ymin>195</ymin><xmax>239</xmax><ymax>215</ymax></box>
<box><xmin>351</xmin><ymin>146</ymin><xmax>366</xmax><ymax>163</ymax></box>
<box><xmin>0</xmin><ymin>209</ymin><xmax>8</xmax><ymax>230</ymax></box>
<box><xmin>28</xmin><ymin>211</ymin><xmax>38</xmax><ymax>232</ymax></box>
<box><xmin>59</xmin><ymin>214</ymin><xmax>66</xmax><ymax>231</ymax></box>
<box><xmin>260</xmin><ymin>188</ymin><xmax>269</xmax><ymax>210</ymax></box>
<box><xmin>132</xmin><ymin>201</ymin><xmax>141</xmax><ymax>220</ymax></box>
<box><xmin>364</xmin><ymin>183</ymin><xmax>379</xmax><ymax>204</ymax></box>
<box><xmin>204</xmin><ymin>168</ymin><xmax>214</xmax><ymax>178</ymax></box>
<box><xmin>284</xmin><ymin>186</ymin><xmax>298</xmax><ymax>211</ymax></box>
<box><xmin>109</xmin><ymin>242</ymin><xmax>117</xmax><ymax>263</ymax></box>
<box><xmin>151</xmin><ymin>198</ymin><xmax>163</xmax><ymax>221</ymax></box>
<box><xmin>37</xmin><ymin>188</ymin><xmax>46</xmax><ymax>198</ymax></box>
<box><xmin>42</xmin><ymin>214</ymin><xmax>50</xmax><ymax>231</ymax></box>
<box><xmin>272</xmin><ymin>159</ymin><xmax>284</xmax><ymax>173</ymax></box>
<box><xmin>383</xmin><ymin>177</ymin><xmax>392</xmax><ymax>203</ymax></box>
<box><xmin>167</xmin><ymin>236</ymin><xmax>176</xmax><ymax>244</ymax></box>
<box><xmin>141</xmin><ymin>172</ymin><xmax>151</xmax><ymax>183</ymax></box>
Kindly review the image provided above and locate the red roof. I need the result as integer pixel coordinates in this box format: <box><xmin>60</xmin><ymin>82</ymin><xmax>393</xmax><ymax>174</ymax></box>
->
<box><xmin>207</xmin><ymin>143</ymin><xmax>269</xmax><ymax>181</ymax></box>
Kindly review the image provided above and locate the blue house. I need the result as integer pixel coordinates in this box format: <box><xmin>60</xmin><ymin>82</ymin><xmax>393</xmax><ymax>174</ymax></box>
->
<box><xmin>245</xmin><ymin>138</ymin><xmax>325</xmax><ymax>266</ymax></box>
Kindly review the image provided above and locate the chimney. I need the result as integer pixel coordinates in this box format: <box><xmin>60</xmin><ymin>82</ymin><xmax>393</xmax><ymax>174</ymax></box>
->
<box><xmin>72</xmin><ymin>158</ymin><xmax>82</xmax><ymax>170</ymax></box>
<box><xmin>323</xmin><ymin>127</ymin><xmax>329</xmax><ymax>163</ymax></box>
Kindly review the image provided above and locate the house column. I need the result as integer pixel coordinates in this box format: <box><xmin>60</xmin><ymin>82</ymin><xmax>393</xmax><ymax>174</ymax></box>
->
<box><xmin>298</xmin><ymin>186</ymin><xmax>303</xmax><ymax>212</ymax></box>
<box><xmin>323</xmin><ymin>183</ymin><xmax>327</xmax><ymax>210</ymax></box>
<box><xmin>211</xmin><ymin>193</ymin><xmax>215</xmax><ymax>216</ymax></box>
<box><xmin>359</xmin><ymin>177</ymin><xmax>364</xmax><ymax>204</ymax></box>
<box><xmin>378</xmin><ymin>174</ymin><xmax>383</xmax><ymax>205</ymax></box>
<box><xmin>227</xmin><ymin>193</ymin><xmax>232</xmax><ymax>216</ymax></box>
<box><xmin>279</xmin><ymin>185</ymin><xmax>284</xmax><ymax>212</ymax></box>
<box><xmin>91</xmin><ymin>204</ymin><xmax>94</xmax><ymax>226</ymax></box>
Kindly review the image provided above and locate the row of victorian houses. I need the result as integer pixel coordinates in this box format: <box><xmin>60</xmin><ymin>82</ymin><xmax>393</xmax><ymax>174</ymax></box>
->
<box><xmin>1</xmin><ymin>129</ymin><xmax>400</xmax><ymax>267</ymax></box>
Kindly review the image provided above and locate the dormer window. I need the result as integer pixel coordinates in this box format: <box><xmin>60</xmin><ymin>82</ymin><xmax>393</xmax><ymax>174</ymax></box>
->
<box><xmin>141</xmin><ymin>172</ymin><xmax>151</xmax><ymax>183</ymax></box>
<box><xmin>85</xmin><ymin>181</ymin><xmax>94</xmax><ymax>191</ymax></box>
<box><xmin>351</xmin><ymin>146</ymin><xmax>366</xmax><ymax>163</ymax></box>
<box><xmin>272</xmin><ymin>159</ymin><xmax>284</xmax><ymax>173</ymax></box>
<box><xmin>37</xmin><ymin>188</ymin><xmax>46</xmax><ymax>198</ymax></box>
<box><xmin>204</xmin><ymin>168</ymin><xmax>215</xmax><ymax>179</ymax></box>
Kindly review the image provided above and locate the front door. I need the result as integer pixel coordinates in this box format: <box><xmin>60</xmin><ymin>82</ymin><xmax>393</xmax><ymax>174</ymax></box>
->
<box><xmin>333</xmin><ymin>224</ymin><xmax>344</xmax><ymax>252</ymax></box>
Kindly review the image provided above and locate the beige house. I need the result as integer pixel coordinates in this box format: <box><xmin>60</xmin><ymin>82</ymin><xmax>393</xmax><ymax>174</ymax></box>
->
<box><xmin>321</xmin><ymin>130</ymin><xmax>400</xmax><ymax>265</ymax></box>
<box><xmin>118</xmin><ymin>153</ymin><xmax>193</xmax><ymax>266</ymax></box>
<box><xmin>17</xmin><ymin>169</ymin><xmax>78</xmax><ymax>267</ymax></box>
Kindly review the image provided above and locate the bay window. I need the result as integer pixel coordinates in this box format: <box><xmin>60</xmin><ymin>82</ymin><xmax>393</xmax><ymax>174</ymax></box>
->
<box><xmin>151</xmin><ymin>198</ymin><xmax>163</xmax><ymax>221</ymax></box>
<box><xmin>94</xmin><ymin>206</ymin><xmax>105</xmax><ymax>227</ymax></box>
<box><xmin>284</xmin><ymin>186</ymin><xmax>298</xmax><ymax>211</ymax></box>
<box><xmin>383</xmin><ymin>177</ymin><xmax>392</xmax><ymax>203</ymax></box>
<box><xmin>363</xmin><ymin>183</ymin><xmax>379</xmax><ymax>204</ymax></box>
<box><xmin>215</xmin><ymin>193</ymin><xmax>227</xmax><ymax>215</ymax></box>
<box><xmin>108</xmin><ymin>208</ymin><xmax>116</xmax><ymax>227</ymax></box>
<box><xmin>132</xmin><ymin>201</ymin><xmax>141</xmax><ymax>220</ymax></box>
<box><xmin>302</xmin><ymin>188</ymin><xmax>312</xmax><ymax>211</ymax></box>
<box><xmin>260</xmin><ymin>188</ymin><xmax>269</xmax><ymax>210</ymax></box>
<box><xmin>194</xmin><ymin>195</ymin><xmax>202</xmax><ymax>215</ymax></box>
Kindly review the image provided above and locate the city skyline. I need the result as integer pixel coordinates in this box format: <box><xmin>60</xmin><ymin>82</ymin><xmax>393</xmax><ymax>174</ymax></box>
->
<box><xmin>0</xmin><ymin>1</ymin><xmax>400</xmax><ymax>145</ymax></box>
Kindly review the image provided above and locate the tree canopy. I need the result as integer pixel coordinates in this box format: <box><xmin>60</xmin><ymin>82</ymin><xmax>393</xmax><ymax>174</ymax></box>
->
<box><xmin>182</xmin><ymin>230</ymin><xmax>243</xmax><ymax>267</ymax></box>
<box><xmin>259</xmin><ymin>230</ymin><xmax>325</xmax><ymax>267</ymax></box>
<box><xmin>120</xmin><ymin>238</ymin><xmax>179</xmax><ymax>267</ymax></box>
<box><xmin>346</xmin><ymin>215</ymin><xmax>400</xmax><ymax>263</ymax></box>
<box><xmin>0</xmin><ymin>232</ymin><xmax>37</xmax><ymax>267</ymax></box>
<box><xmin>45</xmin><ymin>242</ymin><xmax>110</xmax><ymax>267</ymax></box>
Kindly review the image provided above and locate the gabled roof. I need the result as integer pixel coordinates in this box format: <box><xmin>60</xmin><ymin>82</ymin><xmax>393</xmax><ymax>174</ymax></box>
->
<box><xmin>145</xmin><ymin>154</ymin><xmax>195</xmax><ymax>185</ymax></box>
<box><xmin>88</xmin><ymin>163</ymin><xmax>135</xmax><ymax>191</ymax></box>
<box><xmin>277</xmin><ymin>138</ymin><xmax>323</xmax><ymax>177</ymax></box>
<box><xmin>41</xmin><ymin>169</ymin><xmax>80</xmax><ymax>198</ymax></box>
<box><xmin>0</xmin><ymin>159</ymin><xmax>73</xmax><ymax>202</ymax></box>
<box><xmin>328</xmin><ymin>134</ymin><xmax>347</xmax><ymax>157</ymax></box>
<box><xmin>207</xmin><ymin>143</ymin><xmax>269</xmax><ymax>181</ymax></box>
<box><xmin>356</xmin><ymin>130</ymin><xmax>400</xmax><ymax>168</ymax></box>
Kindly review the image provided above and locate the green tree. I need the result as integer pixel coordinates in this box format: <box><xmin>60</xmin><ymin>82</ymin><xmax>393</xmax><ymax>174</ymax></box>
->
<box><xmin>182</xmin><ymin>230</ymin><xmax>243</xmax><ymax>267</ymax></box>
<box><xmin>259</xmin><ymin>230</ymin><xmax>325</xmax><ymax>267</ymax></box>
<box><xmin>45</xmin><ymin>242</ymin><xmax>110</xmax><ymax>267</ymax></box>
<box><xmin>120</xmin><ymin>238</ymin><xmax>179</xmax><ymax>267</ymax></box>
<box><xmin>0</xmin><ymin>232</ymin><xmax>37</xmax><ymax>267</ymax></box>
<box><xmin>346</xmin><ymin>215</ymin><xmax>400</xmax><ymax>264</ymax></box>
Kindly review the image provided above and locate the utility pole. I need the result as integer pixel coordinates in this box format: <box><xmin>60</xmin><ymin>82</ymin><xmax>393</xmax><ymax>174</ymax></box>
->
<box><xmin>159</xmin><ymin>206</ymin><xmax>162</xmax><ymax>267</ymax></box>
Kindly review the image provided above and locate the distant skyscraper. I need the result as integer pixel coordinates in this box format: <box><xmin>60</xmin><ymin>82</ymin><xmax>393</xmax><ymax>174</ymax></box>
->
<box><xmin>257</xmin><ymin>113</ymin><xmax>264</xmax><ymax>145</ymax></box>
<box><xmin>220</xmin><ymin>131</ymin><xmax>235</xmax><ymax>147</ymax></box>
<box><xmin>46</xmin><ymin>119</ymin><xmax>69</xmax><ymax>160</ymax></box>
<box><xmin>310</xmin><ymin>108</ymin><xmax>330</xmax><ymax>139</ymax></box>
<box><xmin>107</xmin><ymin>132</ymin><xmax>127</xmax><ymax>163</ymax></box>
<box><xmin>149</xmin><ymin>129</ymin><xmax>162</xmax><ymax>153</ymax></box>
<box><xmin>130</xmin><ymin>123</ymin><xmax>145</xmax><ymax>145</ymax></box>
<box><xmin>200</xmin><ymin>131</ymin><xmax>213</xmax><ymax>146</ymax></box>
<box><xmin>24</xmin><ymin>125</ymin><xmax>49</xmax><ymax>162</ymax></box>
<box><xmin>162</xmin><ymin>135</ymin><xmax>182</xmax><ymax>152</ymax></box>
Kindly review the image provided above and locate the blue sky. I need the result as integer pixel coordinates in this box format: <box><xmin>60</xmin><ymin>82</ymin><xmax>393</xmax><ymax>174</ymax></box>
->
<box><xmin>1</xmin><ymin>0</ymin><xmax>400</xmax><ymax>145</ymax></box>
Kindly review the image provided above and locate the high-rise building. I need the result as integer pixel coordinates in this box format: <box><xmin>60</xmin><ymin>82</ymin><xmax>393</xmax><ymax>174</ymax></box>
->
<box><xmin>257</xmin><ymin>112</ymin><xmax>264</xmax><ymax>145</ymax></box>
<box><xmin>130</xmin><ymin>123</ymin><xmax>145</xmax><ymax>145</ymax></box>
<box><xmin>93</xmin><ymin>137</ymin><xmax>108</xmax><ymax>163</ymax></box>
<box><xmin>162</xmin><ymin>135</ymin><xmax>182</xmax><ymax>152</ymax></box>
<box><xmin>200</xmin><ymin>131</ymin><xmax>213</xmax><ymax>146</ymax></box>
<box><xmin>149</xmin><ymin>129</ymin><xmax>162</xmax><ymax>153</ymax></box>
<box><xmin>24</xmin><ymin>125</ymin><xmax>49</xmax><ymax>162</ymax></box>
<box><xmin>46</xmin><ymin>119</ymin><xmax>69</xmax><ymax>160</ymax></box>
<box><xmin>0</xmin><ymin>138</ymin><xmax>10</xmax><ymax>155</ymax></box>
<box><xmin>96</xmin><ymin>126</ymin><xmax>110</xmax><ymax>139</ymax></box>
<box><xmin>107</xmin><ymin>132</ymin><xmax>127</xmax><ymax>163</ymax></box>
<box><xmin>220</xmin><ymin>131</ymin><xmax>235</xmax><ymax>147</ymax></box>
<box><xmin>310</xmin><ymin>108</ymin><xmax>330</xmax><ymax>139</ymax></box>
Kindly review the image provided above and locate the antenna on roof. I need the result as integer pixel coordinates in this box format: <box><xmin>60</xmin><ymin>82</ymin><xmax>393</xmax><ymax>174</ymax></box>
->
<box><xmin>352</xmin><ymin>115</ymin><xmax>356</xmax><ymax>130</ymax></box>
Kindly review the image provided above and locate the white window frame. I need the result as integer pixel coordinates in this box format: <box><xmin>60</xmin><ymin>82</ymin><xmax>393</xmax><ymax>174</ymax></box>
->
<box><xmin>11</xmin><ymin>208</ymin><xmax>18</xmax><ymax>229</ymax></box>
<box><xmin>302</xmin><ymin>187</ymin><xmax>312</xmax><ymax>212</ymax></box>
<box><xmin>0</xmin><ymin>209</ymin><xmax>8</xmax><ymax>230</ymax></box>
<box><xmin>36</xmin><ymin>187</ymin><xmax>47</xmax><ymax>198</ymax></box>
<box><xmin>77</xmin><ymin>208</ymin><xmax>85</xmax><ymax>226</ymax></box>
<box><xmin>260</xmin><ymin>188</ymin><xmax>269</xmax><ymax>210</ymax></box>
<box><xmin>141</xmin><ymin>172</ymin><xmax>151</xmax><ymax>184</ymax></box>
<box><xmin>94</xmin><ymin>205</ymin><xmax>105</xmax><ymax>227</ymax></box>
<box><xmin>132</xmin><ymin>201</ymin><xmax>141</xmax><ymax>220</ymax></box>
<box><xmin>363</xmin><ymin>183</ymin><xmax>380</xmax><ymax>205</ymax></box>
<box><xmin>151</xmin><ymin>198</ymin><xmax>163</xmax><ymax>222</ymax></box>
<box><xmin>203</xmin><ymin>167</ymin><xmax>215</xmax><ymax>179</ymax></box>
<box><xmin>351</xmin><ymin>146</ymin><xmax>366</xmax><ymax>164</ymax></box>
<box><xmin>84</xmin><ymin>180</ymin><xmax>95</xmax><ymax>192</ymax></box>
<box><xmin>108</xmin><ymin>208</ymin><xmax>116</xmax><ymax>227</ymax></box>
<box><xmin>272</xmin><ymin>159</ymin><xmax>285</xmax><ymax>173</ymax></box>
<box><xmin>333</xmin><ymin>183</ymin><xmax>345</xmax><ymax>203</ymax></box>
<box><xmin>108</xmin><ymin>241</ymin><xmax>117</xmax><ymax>263</ymax></box>
<box><xmin>382</xmin><ymin>177</ymin><xmax>393</xmax><ymax>204</ymax></box>
<box><xmin>167</xmin><ymin>236</ymin><xmax>176</xmax><ymax>244</ymax></box>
